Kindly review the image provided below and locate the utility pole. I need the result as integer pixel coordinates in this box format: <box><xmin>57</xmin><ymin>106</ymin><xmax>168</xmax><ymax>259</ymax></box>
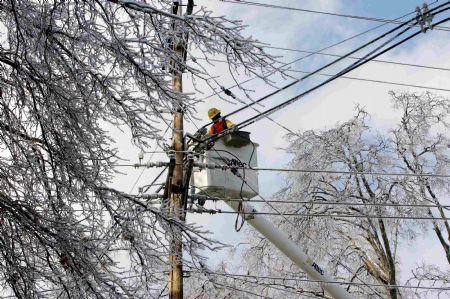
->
<box><xmin>168</xmin><ymin>71</ymin><xmax>184</xmax><ymax>299</ymax></box>
<box><xmin>168</xmin><ymin>1</ymin><xmax>190</xmax><ymax>298</ymax></box>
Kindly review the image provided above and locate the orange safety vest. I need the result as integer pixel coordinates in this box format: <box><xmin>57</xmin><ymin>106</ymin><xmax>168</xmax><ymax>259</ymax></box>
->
<box><xmin>209</xmin><ymin>119</ymin><xmax>228</xmax><ymax>135</ymax></box>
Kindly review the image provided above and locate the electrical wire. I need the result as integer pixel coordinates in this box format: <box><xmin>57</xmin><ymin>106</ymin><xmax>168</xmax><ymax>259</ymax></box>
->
<box><xmin>68</xmin><ymin>197</ymin><xmax>450</xmax><ymax>213</ymax></box>
<box><xmin>3</xmin><ymin>270</ymin><xmax>446</xmax><ymax>299</ymax></box>
<box><xmin>200</xmin><ymin>1</ymin><xmax>421</xmax><ymax>105</ymax></box>
<box><xmin>193</xmin><ymin>56</ymin><xmax>450</xmax><ymax>93</ymax></box>
<box><xmin>219</xmin><ymin>14</ymin><xmax>450</xmax><ymax>138</ymax></box>
<box><xmin>193</xmin><ymin>162</ymin><xmax>450</xmax><ymax>178</ymax></box>
<box><xmin>196</xmin><ymin>196</ymin><xmax>450</xmax><ymax>209</ymax></box>
<box><xmin>263</xmin><ymin>46</ymin><xmax>450</xmax><ymax>72</ymax></box>
<box><xmin>190</xmin><ymin>209</ymin><xmax>450</xmax><ymax>221</ymax></box>
<box><xmin>202</xmin><ymin>271</ymin><xmax>450</xmax><ymax>291</ymax></box>
<box><xmin>202</xmin><ymin>273</ymin><xmax>312</xmax><ymax>296</ymax></box>
<box><xmin>68</xmin><ymin>198</ymin><xmax>450</xmax><ymax>213</ymax></box>
<box><xmin>141</xmin><ymin>166</ymin><xmax>168</xmax><ymax>194</ymax></box>
<box><xmin>129</xmin><ymin>123</ymin><xmax>172</xmax><ymax>194</ymax></box>
<box><xmin>201</xmin><ymin>2</ymin><xmax>450</xmax><ymax>133</ymax></box>
<box><xmin>114</xmin><ymin>163</ymin><xmax>182</xmax><ymax>167</ymax></box>
<box><xmin>290</xmin><ymin>69</ymin><xmax>450</xmax><ymax>93</ymax></box>
<box><xmin>83</xmin><ymin>270</ymin><xmax>450</xmax><ymax>292</ymax></box>
<box><xmin>239</xmin><ymin>166</ymin><xmax>450</xmax><ymax>178</ymax></box>
<box><xmin>220</xmin><ymin>0</ymin><xmax>450</xmax><ymax>31</ymax></box>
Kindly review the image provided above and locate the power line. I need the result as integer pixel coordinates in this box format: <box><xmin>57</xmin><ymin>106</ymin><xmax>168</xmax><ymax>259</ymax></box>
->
<box><xmin>194</xmin><ymin>162</ymin><xmax>450</xmax><ymax>178</ymax></box>
<box><xmin>116</xmin><ymin>271</ymin><xmax>450</xmax><ymax>293</ymax></box>
<box><xmin>193</xmin><ymin>10</ymin><xmax>449</xmax><ymax>140</ymax></box>
<box><xmin>200</xmin><ymin>273</ymin><xmax>311</xmax><ymax>296</ymax></box>
<box><xmin>241</xmin><ymin>166</ymin><xmax>450</xmax><ymax>178</ymax></box>
<box><xmin>112</xmin><ymin>270</ymin><xmax>450</xmax><ymax>292</ymax></box>
<box><xmin>264</xmin><ymin>46</ymin><xmax>450</xmax><ymax>72</ymax></box>
<box><xmin>220</xmin><ymin>0</ymin><xmax>450</xmax><ymax>32</ymax></box>
<box><xmin>129</xmin><ymin>123</ymin><xmax>172</xmax><ymax>194</ymax></box>
<box><xmin>3</xmin><ymin>271</ymin><xmax>446</xmax><ymax>299</ymax></box>
<box><xmin>69</xmin><ymin>195</ymin><xmax>449</xmax><ymax>212</ymax></box>
<box><xmin>203</xmin><ymin>271</ymin><xmax>450</xmax><ymax>291</ymax></box>
<box><xmin>226</xmin><ymin>14</ymin><xmax>450</xmax><ymax>136</ymax></box>
<box><xmin>194</xmin><ymin>196</ymin><xmax>450</xmax><ymax>209</ymax></box>
<box><xmin>196</xmin><ymin>56</ymin><xmax>450</xmax><ymax>92</ymax></box>
<box><xmin>202</xmin><ymin>3</ymin><xmax>450</xmax><ymax>134</ymax></box>
<box><xmin>200</xmin><ymin>2</ymin><xmax>418</xmax><ymax>105</ymax></box>
<box><xmin>190</xmin><ymin>209</ymin><xmax>450</xmax><ymax>221</ymax></box>
<box><xmin>291</xmin><ymin>69</ymin><xmax>450</xmax><ymax>93</ymax></box>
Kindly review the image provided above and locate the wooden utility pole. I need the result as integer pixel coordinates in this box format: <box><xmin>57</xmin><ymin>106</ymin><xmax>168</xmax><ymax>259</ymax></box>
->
<box><xmin>169</xmin><ymin>1</ymin><xmax>186</xmax><ymax>298</ymax></box>
<box><xmin>169</xmin><ymin>80</ymin><xmax>184</xmax><ymax>299</ymax></box>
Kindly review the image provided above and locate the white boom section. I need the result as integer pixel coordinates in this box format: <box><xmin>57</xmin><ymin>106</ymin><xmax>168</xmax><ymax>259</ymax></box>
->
<box><xmin>224</xmin><ymin>199</ymin><xmax>354</xmax><ymax>299</ymax></box>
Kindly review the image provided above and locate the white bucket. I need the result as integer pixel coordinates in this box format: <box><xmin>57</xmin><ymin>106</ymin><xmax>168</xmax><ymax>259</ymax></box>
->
<box><xmin>192</xmin><ymin>137</ymin><xmax>259</xmax><ymax>199</ymax></box>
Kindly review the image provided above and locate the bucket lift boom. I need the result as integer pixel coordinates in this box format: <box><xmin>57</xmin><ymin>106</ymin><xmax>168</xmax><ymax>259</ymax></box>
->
<box><xmin>190</xmin><ymin>132</ymin><xmax>353</xmax><ymax>298</ymax></box>
<box><xmin>224</xmin><ymin>198</ymin><xmax>354</xmax><ymax>299</ymax></box>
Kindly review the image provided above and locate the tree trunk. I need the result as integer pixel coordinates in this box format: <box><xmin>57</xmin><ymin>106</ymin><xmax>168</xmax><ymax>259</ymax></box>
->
<box><xmin>378</xmin><ymin>219</ymin><xmax>399</xmax><ymax>299</ymax></box>
<box><xmin>428</xmin><ymin>209</ymin><xmax>450</xmax><ymax>264</ymax></box>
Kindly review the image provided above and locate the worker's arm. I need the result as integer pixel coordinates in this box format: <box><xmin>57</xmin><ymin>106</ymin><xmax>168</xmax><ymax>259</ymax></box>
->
<box><xmin>226</xmin><ymin>119</ymin><xmax>235</xmax><ymax>128</ymax></box>
<box><xmin>207</xmin><ymin>127</ymin><xmax>214</xmax><ymax>135</ymax></box>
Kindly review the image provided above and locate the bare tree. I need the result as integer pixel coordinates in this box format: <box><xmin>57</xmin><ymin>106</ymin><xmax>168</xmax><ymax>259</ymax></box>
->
<box><xmin>0</xmin><ymin>0</ymin><xmax>281</xmax><ymax>297</ymax></box>
<box><xmin>239</xmin><ymin>92</ymin><xmax>449</xmax><ymax>298</ymax></box>
<box><xmin>390</xmin><ymin>91</ymin><xmax>450</xmax><ymax>264</ymax></box>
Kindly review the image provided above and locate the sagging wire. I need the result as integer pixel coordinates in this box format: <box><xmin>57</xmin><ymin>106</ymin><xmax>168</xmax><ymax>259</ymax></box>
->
<box><xmin>200</xmin><ymin>1</ymin><xmax>447</xmax><ymax>129</ymax></box>
<box><xmin>193</xmin><ymin>56</ymin><xmax>450</xmax><ymax>93</ymax></box>
<box><xmin>202</xmin><ymin>8</ymin><xmax>450</xmax><ymax>146</ymax></box>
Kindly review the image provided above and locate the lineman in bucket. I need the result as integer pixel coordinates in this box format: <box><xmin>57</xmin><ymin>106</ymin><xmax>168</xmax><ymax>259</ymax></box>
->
<box><xmin>207</xmin><ymin>108</ymin><xmax>235</xmax><ymax>135</ymax></box>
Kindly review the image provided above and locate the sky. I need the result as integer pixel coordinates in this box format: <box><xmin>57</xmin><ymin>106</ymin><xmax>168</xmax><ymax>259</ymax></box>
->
<box><xmin>110</xmin><ymin>0</ymin><xmax>450</xmax><ymax>289</ymax></box>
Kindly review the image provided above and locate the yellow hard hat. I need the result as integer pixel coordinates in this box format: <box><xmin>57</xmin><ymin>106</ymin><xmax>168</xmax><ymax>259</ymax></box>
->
<box><xmin>208</xmin><ymin>108</ymin><xmax>221</xmax><ymax>119</ymax></box>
